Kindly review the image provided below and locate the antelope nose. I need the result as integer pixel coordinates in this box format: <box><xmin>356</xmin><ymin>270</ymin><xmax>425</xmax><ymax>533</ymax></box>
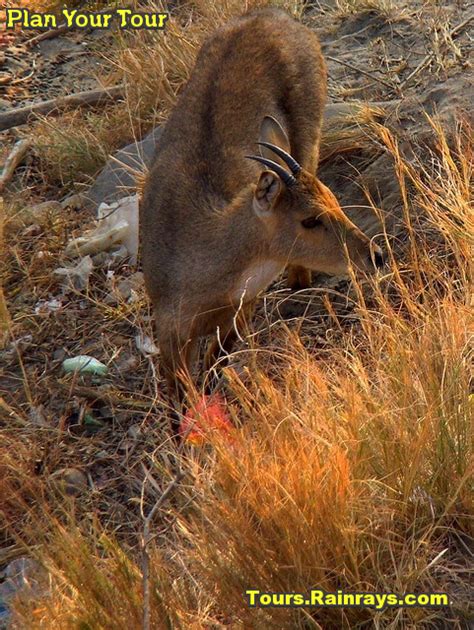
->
<box><xmin>371</xmin><ymin>245</ymin><xmax>385</xmax><ymax>270</ymax></box>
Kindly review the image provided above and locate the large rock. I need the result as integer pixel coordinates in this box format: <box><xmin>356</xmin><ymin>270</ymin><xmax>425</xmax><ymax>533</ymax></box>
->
<box><xmin>84</xmin><ymin>126</ymin><xmax>162</xmax><ymax>213</ymax></box>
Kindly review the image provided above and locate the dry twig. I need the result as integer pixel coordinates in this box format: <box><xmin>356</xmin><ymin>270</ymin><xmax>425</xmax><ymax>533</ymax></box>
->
<box><xmin>0</xmin><ymin>197</ymin><xmax>11</xmax><ymax>347</ymax></box>
<box><xmin>0</xmin><ymin>139</ymin><xmax>31</xmax><ymax>193</ymax></box>
<box><xmin>0</xmin><ymin>86</ymin><xmax>125</xmax><ymax>132</ymax></box>
<box><xmin>142</xmin><ymin>469</ymin><xmax>185</xmax><ymax>630</ymax></box>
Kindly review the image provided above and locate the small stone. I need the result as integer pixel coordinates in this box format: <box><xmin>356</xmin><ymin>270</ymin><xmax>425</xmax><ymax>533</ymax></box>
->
<box><xmin>61</xmin><ymin>193</ymin><xmax>86</xmax><ymax>211</ymax></box>
<box><xmin>53</xmin><ymin>348</ymin><xmax>66</xmax><ymax>362</ymax></box>
<box><xmin>21</xmin><ymin>223</ymin><xmax>42</xmax><ymax>237</ymax></box>
<box><xmin>24</xmin><ymin>201</ymin><xmax>62</xmax><ymax>223</ymax></box>
<box><xmin>127</xmin><ymin>424</ymin><xmax>141</xmax><ymax>439</ymax></box>
<box><xmin>51</xmin><ymin>468</ymin><xmax>88</xmax><ymax>497</ymax></box>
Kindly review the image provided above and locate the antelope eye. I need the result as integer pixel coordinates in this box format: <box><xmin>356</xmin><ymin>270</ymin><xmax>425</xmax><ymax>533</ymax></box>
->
<box><xmin>301</xmin><ymin>216</ymin><xmax>323</xmax><ymax>229</ymax></box>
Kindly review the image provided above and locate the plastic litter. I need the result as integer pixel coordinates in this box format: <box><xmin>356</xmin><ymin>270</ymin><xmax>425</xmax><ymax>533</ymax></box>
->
<box><xmin>62</xmin><ymin>355</ymin><xmax>108</xmax><ymax>375</ymax></box>
<box><xmin>54</xmin><ymin>255</ymin><xmax>93</xmax><ymax>291</ymax></box>
<box><xmin>135</xmin><ymin>334</ymin><xmax>159</xmax><ymax>356</ymax></box>
<box><xmin>65</xmin><ymin>195</ymin><xmax>139</xmax><ymax>263</ymax></box>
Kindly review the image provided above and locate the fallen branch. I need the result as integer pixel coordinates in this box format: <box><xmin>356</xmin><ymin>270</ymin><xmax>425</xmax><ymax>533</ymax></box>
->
<box><xmin>0</xmin><ymin>85</ymin><xmax>125</xmax><ymax>132</ymax></box>
<box><xmin>25</xmin><ymin>23</ymin><xmax>71</xmax><ymax>47</ymax></box>
<box><xmin>0</xmin><ymin>198</ymin><xmax>11</xmax><ymax>348</ymax></box>
<box><xmin>0</xmin><ymin>138</ymin><xmax>31</xmax><ymax>193</ymax></box>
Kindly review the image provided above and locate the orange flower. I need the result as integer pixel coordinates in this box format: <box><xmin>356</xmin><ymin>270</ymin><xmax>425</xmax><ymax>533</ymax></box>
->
<box><xmin>179</xmin><ymin>393</ymin><xmax>234</xmax><ymax>445</ymax></box>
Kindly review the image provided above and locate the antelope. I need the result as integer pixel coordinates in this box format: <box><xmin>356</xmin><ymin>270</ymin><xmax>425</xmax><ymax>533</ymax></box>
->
<box><xmin>140</xmin><ymin>8</ymin><xmax>384</xmax><ymax>430</ymax></box>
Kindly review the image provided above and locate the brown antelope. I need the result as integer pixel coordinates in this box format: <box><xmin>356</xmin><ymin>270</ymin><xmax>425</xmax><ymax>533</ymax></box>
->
<box><xmin>140</xmin><ymin>8</ymin><xmax>383</xmax><ymax>429</ymax></box>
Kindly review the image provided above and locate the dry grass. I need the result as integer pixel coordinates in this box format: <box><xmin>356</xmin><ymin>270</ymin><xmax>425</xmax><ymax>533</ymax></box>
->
<box><xmin>333</xmin><ymin>0</ymin><xmax>399</xmax><ymax>19</ymax></box>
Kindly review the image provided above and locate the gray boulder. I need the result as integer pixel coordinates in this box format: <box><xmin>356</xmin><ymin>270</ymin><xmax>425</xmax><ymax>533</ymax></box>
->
<box><xmin>85</xmin><ymin>126</ymin><xmax>162</xmax><ymax>213</ymax></box>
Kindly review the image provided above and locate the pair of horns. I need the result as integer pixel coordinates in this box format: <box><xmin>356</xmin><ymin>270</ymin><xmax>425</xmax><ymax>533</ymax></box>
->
<box><xmin>245</xmin><ymin>142</ymin><xmax>302</xmax><ymax>187</ymax></box>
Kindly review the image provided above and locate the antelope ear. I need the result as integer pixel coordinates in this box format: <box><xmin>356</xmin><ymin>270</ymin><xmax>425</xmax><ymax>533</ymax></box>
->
<box><xmin>253</xmin><ymin>170</ymin><xmax>281</xmax><ymax>216</ymax></box>
<box><xmin>259</xmin><ymin>116</ymin><xmax>291</xmax><ymax>166</ymax></box>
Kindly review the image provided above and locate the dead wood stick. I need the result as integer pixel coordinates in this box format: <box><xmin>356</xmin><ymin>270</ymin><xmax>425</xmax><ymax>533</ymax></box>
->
<box><xmin>0</xmin><ymin>138</ymin><xmax>31</xmax><ymax>193</ymax></box>
<box><xmin>57</xmin><ymin>381</ymin><xmax>153</xmax><ymax>410</ymax></box>
<box><xmin>0</xmin><ymin>198</ymin><xmax>11</xmax><ymax>347</ymax></box>
<box><xmin>0</xmin><ymin>85</ymin><xmax>125</xmax><ymax>132</ymax></box>
<box><xmin>25</xmin><ymin>23</ymin><xmax>70</xmax><ymax>47</ymax></box>
<box><xmin>142</xmin><ymin>470</ymin><xmax>185</xmax><ymax>630</ymax></box>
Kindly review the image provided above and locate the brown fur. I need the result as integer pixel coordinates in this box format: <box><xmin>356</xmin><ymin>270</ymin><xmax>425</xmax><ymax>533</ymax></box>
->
<box><xmin>140</xmin><ymin>8</ymin><xmax>382</xmax><ymax>418</ymax></box>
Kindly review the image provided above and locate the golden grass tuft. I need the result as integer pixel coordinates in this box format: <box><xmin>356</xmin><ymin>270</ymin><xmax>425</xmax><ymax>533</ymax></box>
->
<box><xmin>333</xmin><ymin>0</ymin><xmax>399</xmax><ymax>19</ymax></box>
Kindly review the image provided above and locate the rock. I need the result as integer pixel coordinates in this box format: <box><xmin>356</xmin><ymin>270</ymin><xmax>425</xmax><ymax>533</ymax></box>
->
<box><xmin>0</xmin><ymin>556</ymin><xmax>43</xmax><ymax>617</ymax></box>
<box><xmin>24</xmin><ymin>201</ymin><xmax>62</xmax><ymax>223</ymax></box>
<box><xmin>61</xmin><ymin>193</ymin><xmax>87</xmax><ymax>211</ymax></box>
<box><xmin>105</xmin><ymin>271</ymin><xmax>144</xmax><ymax>304</ymax></box>
<box><xmin>50</xmin><ymin>468</ymin><xmax>88</xmax><ymax>497</ymax></box>
<box><xmin>85</xmin><ymin>126</ymin><xmax>162</xmax><ymax>212</ymax></box>
<box><xmin>53</xmin><ymin>348</ymin><xmax>66</xmax><ymax>362</ymax></box>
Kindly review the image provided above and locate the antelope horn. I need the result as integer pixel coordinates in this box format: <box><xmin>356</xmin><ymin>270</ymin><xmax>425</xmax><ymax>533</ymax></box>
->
<box><xmin>257</xmin><ymin>141</ymin><xmax>302</xmax><ymax>175</ymax></box>
<box><xmin>245</xmin><ymin>155</ymin><xmax>296</xmax><ymax>187</ymax></box>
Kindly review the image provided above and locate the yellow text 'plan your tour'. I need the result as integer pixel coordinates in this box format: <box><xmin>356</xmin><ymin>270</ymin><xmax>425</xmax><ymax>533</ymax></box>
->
<box><xmin>4</xmin><ymin>8</ymin><xmax>169</xmax><ymax>30</ymax></box>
